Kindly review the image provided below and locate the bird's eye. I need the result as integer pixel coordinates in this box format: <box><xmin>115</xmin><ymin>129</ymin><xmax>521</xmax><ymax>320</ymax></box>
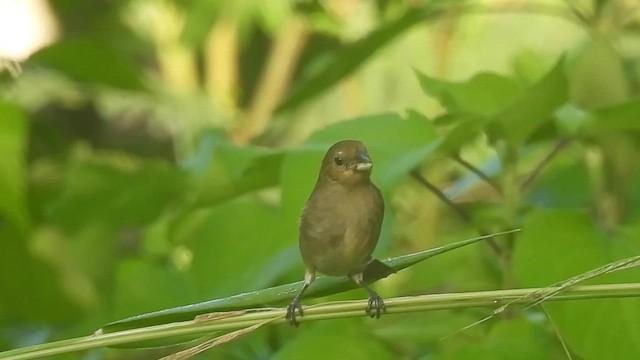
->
<box><xmin>334</xmin><ymin>156</ymin><xmax>344</xmax><ymax>166</ymax></box>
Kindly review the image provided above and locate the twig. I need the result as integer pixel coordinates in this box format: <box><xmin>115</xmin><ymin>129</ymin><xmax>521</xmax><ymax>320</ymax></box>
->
<box><xmin>410</xmin><ymin>170</ymin><xmax>502</xmax><ymax>255</ymax></box>
<box><xmin>544</xmin><ymin>305</ymin><xmax>573</xmax><ymax>360</ymax></box>
<box><xmin>447</xmin><ymin>254</ymin><xmax>640</xmax><ymax>341</ymax></box>
<box><xmin>452</xmin><ymin>153</ymin><xmax>502</xmax><ymax>195</ymax></box>
<box><xmin>561</xmin><ymin>0</ymin><xmax>590</xmax><ymax>25</ymax></box>
<box><xmin>520</xmin><ymin>138</ymin><xmax>572</xmax><ymax>191</ymax></box>
<box><xmin>411</xmin><ymin>170</ymin><xmax>471</xmax><ymax>222</ymax></box>
<box><xmin>232</xmin><ymin>16</ymin><xmax>309</xmax><ymax>144</ymax></box>
<box><xmin>5</xmin><ymin>283</ymin><xmax>640</xmax><ymax>360</ymax></box>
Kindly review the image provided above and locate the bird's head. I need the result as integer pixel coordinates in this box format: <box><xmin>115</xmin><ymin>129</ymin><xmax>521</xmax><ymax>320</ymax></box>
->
<box><xmin>319</xmin><ymin>140</ymin><xmax>374</xmax><ymax>185</ymax></box>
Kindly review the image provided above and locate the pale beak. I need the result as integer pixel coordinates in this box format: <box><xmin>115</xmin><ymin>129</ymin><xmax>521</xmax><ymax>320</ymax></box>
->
<box><xmin>354</xmin><ymin>150</ymin><xmax>372</xmax><ymax>171</ymax></box>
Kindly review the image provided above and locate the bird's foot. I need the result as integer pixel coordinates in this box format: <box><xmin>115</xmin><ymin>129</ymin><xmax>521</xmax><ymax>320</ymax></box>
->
<box><xmin>286</xmin><ymin>298</ymin><xmax>303</xmax><ymax>327</ymax></box>
<box><xmin>366</xmin><ymin>292</ymin><xmax>386</xmax><ymax>319</ymax></box>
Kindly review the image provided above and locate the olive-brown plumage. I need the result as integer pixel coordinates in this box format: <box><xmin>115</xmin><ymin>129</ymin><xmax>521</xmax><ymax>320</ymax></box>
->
<box><xmin>286</xmin><ymin>140</ymin><xmax>395</xmax><ymax>326</ymax></box>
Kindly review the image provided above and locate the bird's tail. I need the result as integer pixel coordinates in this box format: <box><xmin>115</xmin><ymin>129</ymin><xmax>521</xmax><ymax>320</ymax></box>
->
<box><xmin>363</xmin><ymin>259</ymin><xmax>396</xmax><ymax>283</ymax></box>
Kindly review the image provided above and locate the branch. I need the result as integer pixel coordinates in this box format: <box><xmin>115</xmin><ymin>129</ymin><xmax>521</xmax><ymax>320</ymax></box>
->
<box><xmin>231</xmin><ymin>16</ymin><xmax>309</xmax><ymax>144</ymax></box>
<box><xmin>4</xmin><ymin>283</ymin><xmax>640</xmax><ymax>359</ymax></box>
<box><xmin>452</xmin><ymin>153</ymin><xmax>502</xmax><ymax>195</ymax></box>
<box><xmin>410</xmin><ymin>170</ymin><xmax>503</xmax><ymax>254</ymax></box>
<box><xmin>521</xmin><ymin>137</ymin><xmax>572</xmax><ymax>191</ymax></box>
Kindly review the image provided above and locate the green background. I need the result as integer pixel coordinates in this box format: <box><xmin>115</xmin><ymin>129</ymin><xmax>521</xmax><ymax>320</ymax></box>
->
<box><xmin>1</xmin><ymin>0</ymin><xmax>640</xmax><ymax>359</ymax></box>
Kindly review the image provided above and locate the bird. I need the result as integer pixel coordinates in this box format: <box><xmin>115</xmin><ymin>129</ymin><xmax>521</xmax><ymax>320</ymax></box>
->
<box><xmin>286</xmin><ymin>140</ymin><xmax>395</xmax><ymax>326</ymax></box>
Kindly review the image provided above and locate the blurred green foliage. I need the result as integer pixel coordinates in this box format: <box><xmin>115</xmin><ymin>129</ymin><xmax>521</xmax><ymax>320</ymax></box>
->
<box><xmin>1</xmin><ymin>0</ymin><xmax>640</xmax><ymax>359</ymax></box>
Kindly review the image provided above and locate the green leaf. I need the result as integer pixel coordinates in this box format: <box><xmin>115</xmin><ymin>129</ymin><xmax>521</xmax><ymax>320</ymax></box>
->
<box><xmin>435</xmin><ymin>318</ymin><xmax>550</xmax><ymax>360</ymax></box>
<box><xmin>48</xmin><ymin>150</ymin><xmax>186</xmax><ymax>232</ymax></box>
<box><xmin>483</xmin><ymin>318</ymin><xmax>550</xmax><ymax>360</ymax></box>
<box><xmin>494</xmin><ymin>57</ymin><xmax>569</xmax><ymax>145</ymax></box>
<box><xmin>179</xmin><ymin>0</ymin><xmax>224</xmax><ymax>47</ymax></box>
<box><xmin>183</xmin><ymin>132</ymin><xmax>284</xmax><ymax>208</ymax></box>
<box><xmin>511</xmin><ymin>49</ymin><xmax>551</xmax><ymax>84</ymax></box>
<box><xmin>378</xmin><ymin>110</ymin><xmax>439</xmax><ymax>188</ymax></box>
<box><xmin>513</xmin><ymin>210</ymin><xmax>640</xmax><ymax>360</ymax></box>
<box><xmin>187</xmin><ymin>150</ymin><xmax>283</xmax><ymax>208</ymax></box>
<box><xmin>29</xmin><ymin>37</ymin><xmax>147</xmax><ymax>91</ymax></box>
<box><xmin>0</xmin><ymin>225</ymin><xmax>81</xmax><ymax>324</ymax></box>
<box><xmin>545</xmin><ymin>291</ymin><xmax>640</xmax><ymax>360</ymax></box>
<box><xmin>99</xmin><ymin>231</ymin><xmax>510</xmax><ymax>333</ymax></box>
<box><xmin>184</xmin><ymin>199</ymin><xmax>284</xmax><ymax>298</ymax></box>
<box><xmin>277</xmin><ymin>8</ymin><xmax>439</xmax><ymax>113</ymax></box>
<box><xmin>0</xmin><ymin>102</ymin><xmax>29</xmax><ymax>233</ymax></box>
<box><xmin>112</xmin><ymin>259</ymin><xmax>195</xmax><ymax>321</ymax></box>
<box><xmin>375</xmin><ymin>311</ymin><xmax>482</xmax><ymax>344</ymax></box>
<box><xmin>417</xmin><ymin>58</ymin><xmax>569</xmax><ymax>147</ymax></box>
<box><xmin>525</xmin><ymin>161</ymin><xmax>591</xmax><ymax>209</ymax></box>
<box><xmin>569</xmin><ymin>37</ymin><xmax>630</xmax><ymax>109</ymax></box>
<box><xmin>554</xmin><ymin>103</ymin><xmax>592</xmax><ymax>136</ymax></box>
<box><xmin>513</xmin><ymin>210</ymin><xmax>606</xmax><ymax>286</ymax></box>
<box><xmin>436</xmin><ymin>113</ymin><xmax>489</xmax><ymax>154</ymax></box>
<box><xmin>587</xmin><ymin>99</ymin><xmax>640</xmax><ymax>132</ymax></box>
<box><xmin>247</xmin><ymin>246</ymin><xmax>299</xmax><ymax>290</ymax></box>
<box><xmin>415</xmin><ymin>71</ymin><xmax>522</xmax><ymax>115</ymax></box>
<box><xmin>273</xmin><ymin>321</ymin><xmax>394</xmax><ymax>360</ymax></box>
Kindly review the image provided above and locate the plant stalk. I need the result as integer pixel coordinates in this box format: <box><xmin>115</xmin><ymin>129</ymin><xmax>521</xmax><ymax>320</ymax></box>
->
<box><xmin>3</xmin><ymin>283</ymin><xmax>640</xmax><ymax>359</ymax></box>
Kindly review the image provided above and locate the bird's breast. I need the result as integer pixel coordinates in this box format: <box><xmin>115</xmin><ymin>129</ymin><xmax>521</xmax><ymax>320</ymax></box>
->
<box><xmin>298</xmin><ymin>184</ymin><xmax>384</xmax><ymax>276</ymax></box>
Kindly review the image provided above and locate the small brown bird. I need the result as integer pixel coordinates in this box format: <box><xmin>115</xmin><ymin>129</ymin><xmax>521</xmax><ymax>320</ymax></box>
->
<box><xmin>286</xmin><ymin>140</ymin><xmax>395</xmax><ymax>326</ymax></box>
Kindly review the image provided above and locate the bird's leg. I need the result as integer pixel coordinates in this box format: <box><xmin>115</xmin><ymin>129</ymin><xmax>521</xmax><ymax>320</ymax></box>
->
<box><xmin>286</xmin><ymin>269</ymin><xmax>315</xmax><ymax>326</ymax></box>
<box><xmin>286</xmin><ymin>284</ymin><xmax>307</xmax><ymax>327</ymax></box>
<box><xmin>351</xmin><ymin>273</ymin><xmax>386</xmax><ymax>319</ymax></box>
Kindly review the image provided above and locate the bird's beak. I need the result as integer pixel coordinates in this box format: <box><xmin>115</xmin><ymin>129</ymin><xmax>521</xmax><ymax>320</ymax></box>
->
<box><xmin>354</xmin><ymin>150</ymin><xmax>372</xmax><ymax>171</ymax></box>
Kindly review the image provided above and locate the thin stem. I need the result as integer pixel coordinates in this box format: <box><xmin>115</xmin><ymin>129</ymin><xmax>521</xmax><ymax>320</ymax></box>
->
<box><xmin>204</xmin><ymin>16</ymin><xmax>239</xmax><ymax>117</ymax></box>
<box><xmin>411</xmin><ymin>170</ymin><xmax>471</xmax><ymax>222</ymax></box>
<box><xmin>499</xmin><ymin>143</ymin><xmax>520</xmax><ymax>308</ymax></box>
<box><xmin>4</xmin><ymin>283</ymin><xmax>640</xmax><ymax>360</ymax></box>
<box><xmin>232</xmin><ymin>16</ymin><xmax>309</xmax><ymax>144</ymax></box>
<box><xmin>561</xmin><ymin>0</ymin><xmax>590</xmax><ymax>25</ymax></box>
<box><xmin>410</xmin><ymin>170</ymin><xmax>502</xmax><ymax>255</ymax></box>
<box><xmin>521</xmin><ymin>138</ymin><xmax>573</xmax><ymax>191</ymax></box>
<box><xmin>452</xmin><ymin>153</ymin><xmax>502</xmax><ymax>195</ymax></box>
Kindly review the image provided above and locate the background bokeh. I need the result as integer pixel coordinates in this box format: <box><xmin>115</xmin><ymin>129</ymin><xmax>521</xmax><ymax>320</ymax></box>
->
<box><xmin>1</xmin><ymin>0</ymin><xmax>640</xmax><ymax>359</ymax></box>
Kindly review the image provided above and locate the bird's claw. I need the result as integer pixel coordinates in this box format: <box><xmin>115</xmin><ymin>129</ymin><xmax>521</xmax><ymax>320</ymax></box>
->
<box><xmin>366</xmin><ymin>293</ymin><xmax>386</xmax><ymax>319</ymax></box>
<box><xmin>286</xmin><ymin>298</ymin><xmax>303</xmax><ymax>327</ymax></box>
